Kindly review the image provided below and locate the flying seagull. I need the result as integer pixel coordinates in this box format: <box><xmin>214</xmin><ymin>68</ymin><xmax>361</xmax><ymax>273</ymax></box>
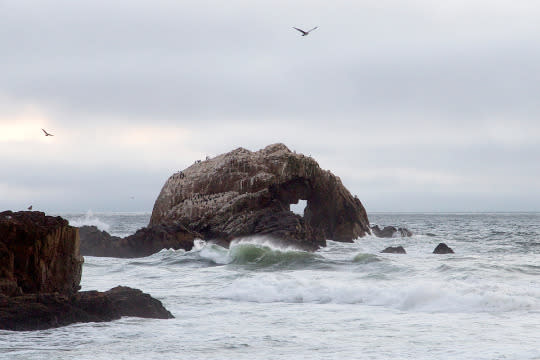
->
<box><xmin>41</xmin><ymin>128</ymin><xmax>54</xmax><ymax>136</ymax></box>
<box><xmin>292</xmin><ymin>26</ymin><xmax>318</xmax><ymax>36</ymax></box>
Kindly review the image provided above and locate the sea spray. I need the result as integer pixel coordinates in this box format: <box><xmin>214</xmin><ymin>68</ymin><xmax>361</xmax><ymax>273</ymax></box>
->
<box><xmin>67</xmin><ymin>209</ymin><xmax>111</xmax><ymax>232</ymax></box>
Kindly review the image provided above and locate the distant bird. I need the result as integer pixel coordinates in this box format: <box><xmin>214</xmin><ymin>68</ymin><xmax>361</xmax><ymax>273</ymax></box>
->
<box><xmin>28</xmin><ymin>205</ymin><xmax>32</xmax><ymax>210</ymax></box>
<box><xmin>41</xmin><ymin>128</ymin><xmax>54</xmax><ymax>136</ymax></box>
<box><xmin>292</xmin><ymin>26</ymin><xmax>318</xmax><ymax>36</ymax></box>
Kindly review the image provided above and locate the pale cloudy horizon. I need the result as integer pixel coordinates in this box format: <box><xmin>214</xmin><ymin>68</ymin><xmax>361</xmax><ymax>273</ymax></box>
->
<box><xmin>2</xmin><ymin>0</ymin><xmax>540</xmax><ymax>214</ymax></box>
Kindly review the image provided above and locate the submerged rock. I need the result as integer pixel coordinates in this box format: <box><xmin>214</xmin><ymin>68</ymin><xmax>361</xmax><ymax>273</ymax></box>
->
<box><xmin>0</xmin><ymin>211</ymin><xmax>174</xmax><ymax>331</ymax></box>
<box><xmin>150</xmin><ymin>143</ymin><xmax>370</xmax><ymax>250</ymax></box>
<box><xmin>381</xmin><ymin>246</ymin><xmax>407</xmax><ymax>254</ymax></box>
<box><xmin>79</xmin><ymin>224</ymin><xmax>199</xmax><ymax>258</ymax></box>
<box><xmin>371</xmin><ymin>225</ymin><xmax>413</xmax><ymax>238</ymax></box>
<box><xmin>433</xmin><ymin>243</ymin><xmax>454</xmax><ymax>254</ymax></box>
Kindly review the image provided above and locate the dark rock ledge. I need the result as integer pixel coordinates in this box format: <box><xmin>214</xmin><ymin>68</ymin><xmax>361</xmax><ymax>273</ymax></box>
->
<box><xmin>79</xmin><ymin>223</ymin><xmax>199</xmax><ymax>258</ymax></box>
<box><xmin>0</xmin><ymin>286</ymin><xmax>173</xmax><ymax>331</ymax></box>
<box><xmin>0</xmin><ymin>211</ymin><xmax>173</xmax><ymax>331</ymax></box>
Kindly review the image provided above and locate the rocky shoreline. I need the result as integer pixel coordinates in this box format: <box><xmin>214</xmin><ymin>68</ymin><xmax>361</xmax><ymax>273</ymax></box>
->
<box><xmin>0</xmin><ymin>211</ymin><xmax>173</xmax><ymax>331</ymax></box>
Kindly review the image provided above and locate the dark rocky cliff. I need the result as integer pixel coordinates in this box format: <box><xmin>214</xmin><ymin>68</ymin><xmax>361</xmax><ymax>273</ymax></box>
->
<box><xmin>0</xmin><ymin>211</ymin><xmax>83</xmax><ymax>297</ymax></box>
<box><xmin>0</xmin><ymin>211</ymin><xmax>173</xmax><ymax>331</ymax></box>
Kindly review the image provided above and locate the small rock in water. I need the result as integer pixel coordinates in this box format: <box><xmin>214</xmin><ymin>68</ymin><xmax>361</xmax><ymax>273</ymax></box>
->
<box><xmin>433</xmin><ymin>243</ymin><xmax>454</xmax><ymax>254</ymax></box>
<box><xmin>381</xmin><ymin>246</ymin><xmax>407</xmax><ymax>254</ymax></box>
<box><xmin>371</xmin><ymin>225</ymin><xmax>413</xmax><ymax>238</ymax></box>
<box><xmin>399</xmin><ymin>228</ymin><xmax>413</xmax><ymax>237</ymax></box>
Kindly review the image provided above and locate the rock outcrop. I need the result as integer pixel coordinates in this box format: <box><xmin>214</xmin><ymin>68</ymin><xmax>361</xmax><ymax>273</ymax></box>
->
<box><xmin>0</xmin><ymin>211</ymin><xmax>174</xmax><ymax>331</ymax></box>
<box><xmin>371</xmin><ymin>225</ymin><xmax>413</xmax><ymax>238</ymax></box>
<box><xmin>0</xmin><ymin>211</ymin><xmax>83</xmax><ymax>297</ymax></box>
<box><xmin>79</xmin><ymin>224</ymin><xmax>199</xmax><ymax>258</ymax></box>
<box><xmin>0</xmin><ymin>286</ymin><xmax>173</xmax><ymax>331</ymax></box>
<box><xmin>150</xmin><ymin>144</ymin><xmax>370</xmax><ymax>250</ymax></box>
<box><xmin>79</xmin><ymin>225</ymin><xmax>122</xmax><ymax>256</ymax></box>
<box><xmin>433</xmin><ymin>243</ymin><xmax>454</xmax><ymax>254</ymax></box>
<box><xmin>381</xmin><ymin>246</ymin><xmax>407</xmax><ymax>254</ymax></box>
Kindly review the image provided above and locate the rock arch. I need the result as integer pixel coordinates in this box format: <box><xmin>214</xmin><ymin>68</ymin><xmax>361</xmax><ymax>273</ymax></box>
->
<box><xmin>149</xmin><ymin>144</ymin><xmax>370</xmax><ymax>249</ymax></box>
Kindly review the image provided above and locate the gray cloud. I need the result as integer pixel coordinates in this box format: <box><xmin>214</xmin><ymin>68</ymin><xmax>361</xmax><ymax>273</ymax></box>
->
<box><xmin>1</xmin><ymin>0</ymin><xmax>540</xmax><ymax>212</ymax></box>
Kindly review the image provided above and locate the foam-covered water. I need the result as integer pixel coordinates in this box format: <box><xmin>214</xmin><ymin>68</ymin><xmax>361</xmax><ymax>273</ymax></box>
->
<box><xmin>1</xmin><ymin>212</ymin><xmax>539</xmax><ymax>359</ymax></box>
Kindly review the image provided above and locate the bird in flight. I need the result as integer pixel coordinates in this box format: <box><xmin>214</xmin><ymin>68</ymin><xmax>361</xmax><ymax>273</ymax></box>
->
<box><xmin>42</xmin><ymin>128</ymin><xmax>54</xmax><ymax>136</ymax></box>
<box><xmin>293</xmin><ymin>26</ymin><xmax>318</xmax><ymax>36</ymax></box>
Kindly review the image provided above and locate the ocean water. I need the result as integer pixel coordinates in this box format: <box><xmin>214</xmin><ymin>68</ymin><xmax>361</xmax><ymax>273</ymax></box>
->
<box><xmin>1</xmin><ymin>212</ymin><xmax>539</xmax><ymax>360</ymax></box>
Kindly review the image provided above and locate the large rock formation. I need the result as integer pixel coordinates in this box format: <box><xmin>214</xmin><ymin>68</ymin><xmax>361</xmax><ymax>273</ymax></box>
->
<box><xmin>0</xmin><ymin>211</ymin><xmax>83</xmax><ymax>297</ymax></box>
<box><xmin>79</xmin><ymin>224</ymin><xmax>199</xmax><ymax>258</ymax></box>
<box><xmin>150</xmin><ymin>144</ymin><xmax>370</xmax><ymax>250</ymax></box>
<box><xmin>0</xmin><ymin>211</ymin><xmax>174</xmax><ymax>331</ymax></box>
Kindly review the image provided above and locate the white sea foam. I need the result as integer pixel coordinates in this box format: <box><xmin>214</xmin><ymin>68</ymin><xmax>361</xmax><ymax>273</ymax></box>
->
<box><xmin>192</xmin><ymin>240</ymin><xmax>230</xmax><ymax>264</ymax></box>
<box><xmin>219</xmin><ymin>273</ymin><xmax>540</xmax><ymax>313</ymax></box>
<box><xmin>230</xmin><ymin>235</ymin><xmax>307</xmax><ymax>252</ymax></box>
<box><xmin>7</xmin><ymin>212</ymin><xmax>540</xmax><ymax>360</ymax></box>
<box><xmin>68</xmin><ymin>210</ymin><xmax>111</xmax><ymax>232</ymax></box>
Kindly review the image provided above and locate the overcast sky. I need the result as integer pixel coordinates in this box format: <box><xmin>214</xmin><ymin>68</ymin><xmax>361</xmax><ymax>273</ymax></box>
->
<box><xmin>1</xmin><ymin>0</ymin><xmax>540</xmax><ymax>213</ymax></box>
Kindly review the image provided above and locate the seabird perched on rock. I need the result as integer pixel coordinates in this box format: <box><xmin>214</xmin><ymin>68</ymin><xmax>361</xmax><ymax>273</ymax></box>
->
<box><xmin>292</xmin><ymin>26</ymin><xmax>318</xmax><ymax>36</ymax></box>
<box><xmin>27</xmin><ymin>205</ymin><xmax>32</xmax><ymax>210</ymax></box>
<box><xmin>41</xmin><ymin>128</ymin><xmax>54</xmax><ymax>136</ymax></box>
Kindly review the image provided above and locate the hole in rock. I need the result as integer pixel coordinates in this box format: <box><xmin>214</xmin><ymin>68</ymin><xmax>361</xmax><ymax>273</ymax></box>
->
<box><xmin>290</xmin><ymin>199</ymin><xmax>307</xmax><ymax>216</ymax></box>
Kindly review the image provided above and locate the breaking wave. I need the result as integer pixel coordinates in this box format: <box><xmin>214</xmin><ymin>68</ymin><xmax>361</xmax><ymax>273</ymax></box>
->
<box><xmin>352</xmin><ymin>253</ymin><xmax>382</xmax><ymax>264</ymax></box>
<box><xmin>227</xmin><ymin>243</ymin><xmax>320</xmax><ymax>269</ymax></box>
<box><xmin>67</xmin><ymin>210</ymin><xmax>111</xmax><ymax>232</ymax></box>
<box><xmin>185</xmin><ymin>237</ymin><xmax>323</xmax><ymax>269</ymax></box>
<box><xmin>219</xmin><ymin>274</ymin><xmax>540</xmax><ymax>313</ymax></box>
